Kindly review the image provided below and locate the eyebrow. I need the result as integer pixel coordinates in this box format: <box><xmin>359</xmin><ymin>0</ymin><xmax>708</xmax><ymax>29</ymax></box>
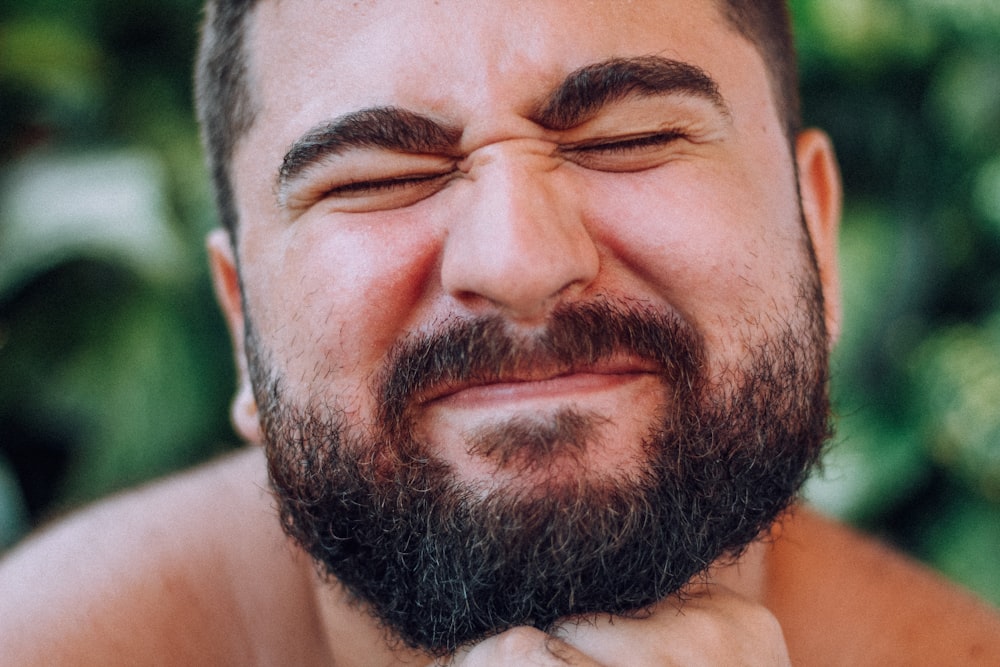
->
<box><xmin>531</xmin><ymin>55</ymin><xmax>730</xmax><ymax>130</ymax></box>
<box><xmin>277</xmin><ymin>56</ymin><xmax>729</xmax><ymax>193</ymax></box>
<box><xmin>278</xmin><ymin>107</ymin><xmax>463</xmax><ymax>189</ymax></box>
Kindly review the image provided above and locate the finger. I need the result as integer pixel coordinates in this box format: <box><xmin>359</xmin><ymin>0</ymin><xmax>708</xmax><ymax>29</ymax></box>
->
<box><xmin>441</xmin><ymin>626</ymin><xmax>605</xmax><ymax>666</ymax></box>
<box><xmin>553</xmin><ymin>586</ymin><xmax>791</xmax><ymax>667</ymax></box>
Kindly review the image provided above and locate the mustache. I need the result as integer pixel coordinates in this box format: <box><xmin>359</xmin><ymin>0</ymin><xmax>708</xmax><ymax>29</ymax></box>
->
<box><xmin>376</xmin><ymin>299</ymin><xmax>706</xmax><ymax>425</ymax></box>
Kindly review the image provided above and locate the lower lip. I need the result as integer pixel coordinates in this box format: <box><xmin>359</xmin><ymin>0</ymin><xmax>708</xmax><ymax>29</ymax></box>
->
<box><xmin>428</xmin><ymin>372</ymin><xmax>658</xmax><ymax>410</ymax></box>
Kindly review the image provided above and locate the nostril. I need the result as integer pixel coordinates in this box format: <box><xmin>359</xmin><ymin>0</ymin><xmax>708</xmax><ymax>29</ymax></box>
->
<box><xmin>441</xmin><ymin>234</ymin><xmax>600</xmax><ymax>322</ymax></box>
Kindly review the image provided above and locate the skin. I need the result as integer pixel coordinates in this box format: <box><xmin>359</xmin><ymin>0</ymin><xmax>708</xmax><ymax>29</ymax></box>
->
<box><xmin>218</xmin><ymin>0</ymin><xmax>840</xmax><ymax>492</ymax></box>
<box><xmin>2</xmin><ymin>1</ymin><xmax>1000</xmax><ymax>665</ymax></box>
<box><xmin>4</xmin><ymin>448</ymin><xmax>1000</xmax><ymax>665</ymax></box>
<box><xmin>211</xmin><ymin>0</ymin><xmax>838</xmax><ymax>660</ymax></box>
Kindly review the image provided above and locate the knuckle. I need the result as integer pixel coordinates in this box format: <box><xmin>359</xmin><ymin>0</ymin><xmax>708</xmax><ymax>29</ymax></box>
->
<box><xmin>491</xmin><ymin>626</ymin><xmax>549</xmax><ymax>656</ymax></box>
<box><xmin>487</xmin><ymin>627</ymin><xmax>586</xmax><ymax>665</ymax></box>
<box><xmin>743</xmin><ymin>604</ymin><xmax>785</xmax><ymax>638</ymax></box>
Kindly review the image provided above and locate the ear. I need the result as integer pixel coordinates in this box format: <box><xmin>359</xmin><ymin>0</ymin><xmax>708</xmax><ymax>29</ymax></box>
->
<box><xmin>795</xmin><ymin>129</ymin><xmax>842</xmax><ymax>347</ymax></box>
<box><xmin>207</xmin><ymin>229</ymin><xmax>263</xmax><ymax>444</ymax></box>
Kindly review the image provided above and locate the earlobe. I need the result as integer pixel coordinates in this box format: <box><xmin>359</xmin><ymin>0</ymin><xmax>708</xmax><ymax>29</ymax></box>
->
<box><xmin>207</xmin><ymin>229</ymin><xmax>263</xmax><ymax>444</ymax></box>
<box><xmin>795</xmin><ymin>129</ymin><xmax>843</xmax><ymax>347</ymax></box>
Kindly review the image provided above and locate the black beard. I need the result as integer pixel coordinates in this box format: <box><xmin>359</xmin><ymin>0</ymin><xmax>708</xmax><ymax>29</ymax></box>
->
<box><xmin>250</xmin><ymin>295</ymin><xmax>831</xmax><ymax>657</ymax></box>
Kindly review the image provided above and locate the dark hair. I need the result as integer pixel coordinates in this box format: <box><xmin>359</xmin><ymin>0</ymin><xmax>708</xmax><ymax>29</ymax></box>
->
<box><xmin>194</xmin><ymin>0</ymin><xmax>259</xmax><ymax>236</ymax></box>
<box><xmin>194</xmin><ymin>0</ymin><xmax>800</xmax><ymax>235</ymax></box>
<box><xmin>717</xmin><ymin>0</ymin><xmax>801</xmax><ymax>137</ymax></box>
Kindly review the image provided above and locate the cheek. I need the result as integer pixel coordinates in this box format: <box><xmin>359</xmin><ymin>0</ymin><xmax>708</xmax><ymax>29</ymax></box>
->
<box><xmin>245</xmin><ymin>217</ymin><xmax>442</xmax><ymax>395</ymax></box>
<box><xmin>581</xmin><ymin>159</ymin><xmax>806</xmax><ymax>338</ymax></box>
<box><xmin>583</xmin><ymin>167</ymin><xmax>747</xmax><ymax>296</ymax></box>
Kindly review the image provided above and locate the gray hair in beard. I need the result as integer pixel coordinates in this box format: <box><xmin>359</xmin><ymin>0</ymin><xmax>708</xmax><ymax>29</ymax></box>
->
<box><xmin>250</xmin><ymin>295</ymin><xmax>830</xmax><ymax>657</ymax></box>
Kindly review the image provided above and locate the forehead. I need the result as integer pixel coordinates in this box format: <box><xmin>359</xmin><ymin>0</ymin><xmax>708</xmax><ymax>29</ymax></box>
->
<box><xmin>242</xmin><ymin>0</ymin><xmax>758</xmax><ymax>137</ymax></box>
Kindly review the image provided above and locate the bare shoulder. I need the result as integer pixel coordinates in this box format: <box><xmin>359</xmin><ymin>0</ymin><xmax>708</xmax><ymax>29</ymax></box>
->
<box><xmin>0</xmin><ymin>447</ymin><xmax>328</xmax><ymax>666</ymax></box>
<box><xmin>765</xmin><ymin>505</ymin><xmax>1000</xmax><ymax>666</ymax></box>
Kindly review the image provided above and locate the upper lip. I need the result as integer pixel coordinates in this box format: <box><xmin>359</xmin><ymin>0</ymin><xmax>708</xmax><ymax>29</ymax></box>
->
<box><xmin>413</xmin><ymin>355</ymin><xmax>662</xmax><ymax>406</ymax></box>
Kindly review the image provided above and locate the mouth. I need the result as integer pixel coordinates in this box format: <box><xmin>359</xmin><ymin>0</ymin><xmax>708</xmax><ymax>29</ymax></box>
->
<box><xmin>415</xmin><ymin>356</ymin><xmax>663</xmax><ymax>409</ymax></box>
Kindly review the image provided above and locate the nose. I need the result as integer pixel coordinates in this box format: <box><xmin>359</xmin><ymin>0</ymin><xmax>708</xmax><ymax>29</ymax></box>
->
<box><xmin>440</xmin><ymin>149</ymin><xmax>600</xmax><ymax>322</ymax></box>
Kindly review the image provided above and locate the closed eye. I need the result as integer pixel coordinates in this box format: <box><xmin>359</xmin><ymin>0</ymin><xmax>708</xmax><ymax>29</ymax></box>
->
<box><xmin>560</xmin><ymin>130</ymin><xmax>691</xmax><ymax>172</ymax></box>
<box><xmin>324</xmin><ymin>172</ymin><xmax>452</xmax><ymax>197</ymax></box>
<box><xmin>309</xmin><ymin>170</ymin><xmax>455</xmax><ymax>212</ymax></box>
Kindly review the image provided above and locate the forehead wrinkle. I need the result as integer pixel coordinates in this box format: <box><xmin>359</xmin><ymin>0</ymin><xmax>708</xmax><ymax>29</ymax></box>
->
<box><xmin>530</xmin><ymin>55</ymin><xmax>731</xmax><ymax>131</ymax></box>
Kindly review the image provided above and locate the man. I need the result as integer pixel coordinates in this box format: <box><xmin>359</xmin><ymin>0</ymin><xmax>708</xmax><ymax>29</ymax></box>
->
<box><xmin>2</xmin><ymin>0</ymin><xmax>999</xmax><ymax>664</ymax></box>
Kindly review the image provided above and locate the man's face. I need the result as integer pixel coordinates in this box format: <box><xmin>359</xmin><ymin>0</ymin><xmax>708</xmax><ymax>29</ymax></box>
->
<box><xmin>214</xmin><ymin>0</ymin><xmax>839</xmax><ymax>655</ymax></box>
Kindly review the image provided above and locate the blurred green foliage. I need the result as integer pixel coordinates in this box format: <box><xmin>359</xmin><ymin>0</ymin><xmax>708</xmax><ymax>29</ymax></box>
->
<box><xmin>1</xmin><ymin>0</ymin><xmax>999</xmax><ymax>605</ymax></box>
<box><xmin>0</xmin><ymin>0</ymin><xmax>234</xmax><ymax>545</ymax></box>
<box><xmin>792</xmin><ymin>0</ymin><xmax>1000</xmax><ymax>603</ymax></box>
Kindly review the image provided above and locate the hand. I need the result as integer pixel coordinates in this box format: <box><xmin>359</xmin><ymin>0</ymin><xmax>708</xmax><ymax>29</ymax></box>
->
<box><xmin>555</xmin><ymin>585</ymin><xmax>792</xmax><ymax>666</ymax></box>
<box><xmin>431</xmin><ymin>585</ymin><xmax>791</xmax><ymax>666</ymax></box>
<box><xmin>433</xmin><ymin>626</ymin><xmax>604</xmax><ymax>666</ymax></box>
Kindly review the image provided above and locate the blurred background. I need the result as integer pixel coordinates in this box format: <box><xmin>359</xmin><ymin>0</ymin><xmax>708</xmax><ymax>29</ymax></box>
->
<box><xmin>1</xmin><ymin>0</ymin><xmax>999</xmax><ymax>605</ymax></box>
